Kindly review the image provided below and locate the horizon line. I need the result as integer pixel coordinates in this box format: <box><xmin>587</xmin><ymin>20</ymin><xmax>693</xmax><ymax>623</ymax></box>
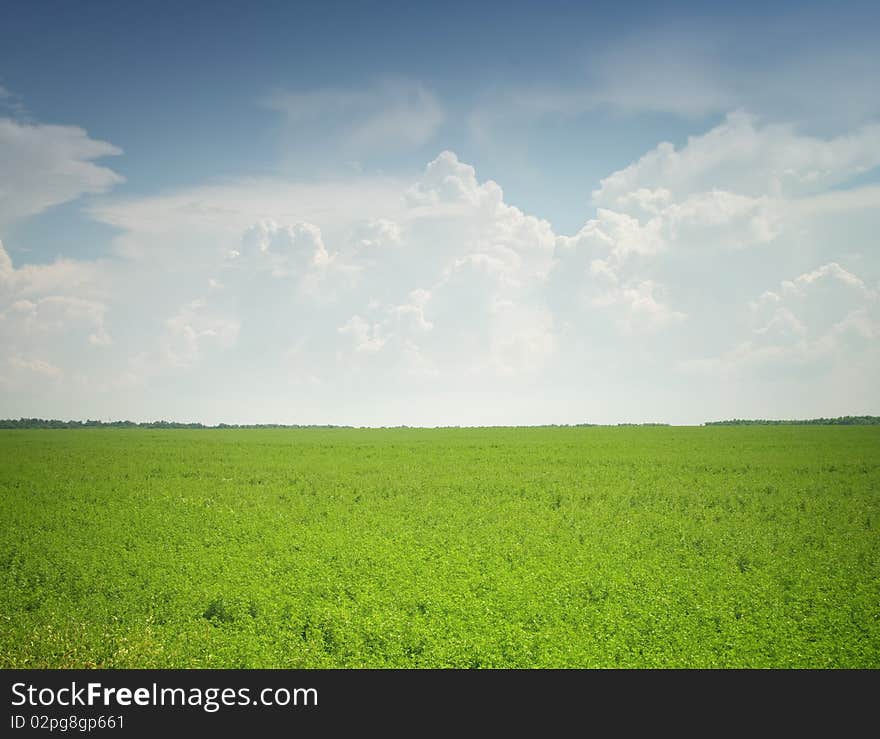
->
<box><xmin>2</xmin><ymin>415</ymin><xmax>879</xmax><ymax>429</ymax></box>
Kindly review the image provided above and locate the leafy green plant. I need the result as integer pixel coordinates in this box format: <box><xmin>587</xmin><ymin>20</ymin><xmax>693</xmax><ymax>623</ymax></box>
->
<box><xmin>0</xmin><ymin>425</ymin><xmax>877</xmax><ymax>668</ymax></box>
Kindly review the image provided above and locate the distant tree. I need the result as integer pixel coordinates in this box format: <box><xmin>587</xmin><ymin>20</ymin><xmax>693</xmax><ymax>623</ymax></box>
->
<box><xmin>704</xmin><ymin>416</ymin><xmax>880</xmax><ymax>426</ymax></box>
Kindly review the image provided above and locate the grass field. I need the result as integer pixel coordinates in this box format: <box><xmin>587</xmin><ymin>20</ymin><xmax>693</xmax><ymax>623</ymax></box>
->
<box><xmin>0</xmin><ymin>426</ymin><xmax>878</xmax><ymax>668</ymax></box>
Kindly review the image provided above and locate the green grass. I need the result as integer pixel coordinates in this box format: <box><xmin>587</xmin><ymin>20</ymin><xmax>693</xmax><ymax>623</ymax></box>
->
<box><xmin>0</xmin><ymin>426</ymin><xmax>878</xmax><ymax>668</ymax></box>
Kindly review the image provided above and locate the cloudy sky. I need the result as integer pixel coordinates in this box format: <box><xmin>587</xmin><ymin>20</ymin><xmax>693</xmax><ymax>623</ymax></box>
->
<box><xmin>1</xmin><ymin>0</ymin><xmax>879</xmax><ymax>425</ymax></box>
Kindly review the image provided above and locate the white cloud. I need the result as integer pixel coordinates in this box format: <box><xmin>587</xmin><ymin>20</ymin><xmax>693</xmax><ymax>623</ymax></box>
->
<box><xmin>753</xmin><ymin>307</ymin><xmax>806</xmax><ymax>340</ymax></box>
<box><xmin>780</xmin><ymin>262</ymin><xmax>870</xmax><ymax>295</ymax></box>
<box><xmin>338</xmin><ymin>315</ymin><xmax>387</xmax><ymax>354</ymax></box>
<box><xmin>551</xmin><ymin>209</ymin><xmax>680</xmax><ymax>334</ymax></box>
<box><xmin>557</xmin><ymin>209</ymin><xmax>664</xmax><ymax>262</ymax></box>
<box><xmin>239</xmin><ymin>219</ymin><xmax>329</xmax><ymax>269</ymax></box>
<box><xmin>88</xmin><ymin>176</ymin><xmax>406</xmax><ymax>265</ymax></box>
<box><xmin>749</xmin><ymin>262</ymin><xmax>877</xmax><ymax>345</ymax></box>
<box><xmin>0</xmin><ymin>239</ymin><xmax>117</xmax><ymax>394</ymax></box>
<box><xmin>160</xmin><ymin>299</ymin><xmax>240</xmax><ymax>370</ymax></box>
<box><xmin>484</xmin><ymin>301</ymin><xmax>556</xmax><ymax>377</ymax></box>
<box><xmin>5</xmin><ymin>355</ymin><xmax>63</xmax><ymax>380</ymax></box>
<box><xmin>592</xmin><ymin>280</ymin><xmax>685</xmax><ymax>334</ymax></box>
<box><xmin>5</xmin><ymin>109</ymin><xmax>880</xmax><ymax>422</ymax></box>
<box><xmin>1</xmin><ymin>295</ymin><xmax>111</xmax><ymax>346</ymax></box>
<box><xmin>406</xmin><ymin>150</ymin><xmax>489</xmax><ymax>206</ymax></box>
<box><xmin>350</xmin><ymin>218</ymin><xmax>402</xmax><ymax>251</ymax></box>
<box><xmin>0</xmin><ymin>238</ymin><xmax>12</xmax><ymax>278</ymax></box>
<box><xmin>0</xmin><ymin>118</ymin><xmax>123</xmax><ymax>226</ymax></box>
<box><xmin>684</xmin><ymin>262</ymin><xmax>879</xmax><ymax>376</ymax></box>
<box><xmin>791</xmin><ymin>185</ymin><xmax>880</xmax><ymax>218</ymax></box>
<box><xmin>660</xmin><ymin>190</ymin><xmax>779</xmax><ymax>247</ymax></box>
<box><xmin>266</xmin><ymin>80</ymin><xmax>444</xmax><ymax>158</ymax></box>
<box><xmin>549</xmin><ymin>113</ymin><xmax>880</xmax><ymax>345</ymax></box>
<box><xmin>388</xmin><ymin>288</ymin><xmax>433</xmax><ymax>335</ymax></box>
<box><xmin>593</xmin><ymin>112</ymin><xmax>880</xmax><ymax>206</ymax></box>
<box><xmin>833</xmin><ymin>308</ymin><xmax>880</xmax><ymax>340</ymax></box>
<box><xmin>77</xmin><ymin>150</ymin><xmax>561</xmax><ymax>391</ymax></box>
<box><xmin>1</xmin><ymin>255</ymin><xmax>105</xmax><ymax>299</ymax></box>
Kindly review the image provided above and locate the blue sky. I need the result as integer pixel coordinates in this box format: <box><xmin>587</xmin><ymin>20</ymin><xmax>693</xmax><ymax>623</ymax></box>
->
<box><xmin>1</xmin><ymin>1</ymin><xmax>879</xmax><ymax>424</ymax></box>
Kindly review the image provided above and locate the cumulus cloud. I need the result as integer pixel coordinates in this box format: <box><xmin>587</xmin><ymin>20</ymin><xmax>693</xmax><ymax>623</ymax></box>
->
<box><xmin>778</xmin><ymin>262</ymin><xmax>871</xmax><ymax>295</ymax></box>
<box><xmin>683</xmin><ymin>262</ymin><xmax>879</xmax><ymax>376</ymax></box>
<box><xmin>0</xmin><ymin>239</ymin><xmax>115</xmax><ymax>392</ymax></box>
<box><xmin>593</xmin><ymin>112</ymin><xmax>880</xmax><ymax>206</ymax></box>
<box><xmin>0</xmin><ymin>238</ymin><xmax>11</xmax><ymax>278</ymax></box>
<box><xmin>2</xmin><ymin>295</ymin><xmax>111</xmax><ymax>346</ymax></box>
<box><xmin>1</xmin><ymin>240</ymin><xmax>104</xmax><ymax>392</ymax></box>
<box><xmin>592</xmin><ymin>280</ymin><xmax>685</xmax><ymax>334</ymax></box>
<box><xmin>406</xmin><ymin>150</ymin><xmax>492</xmax><ymax>207</ymax></box>
<box><xmin>338</xmin><ymin>315</ymin><xmax>387</xmax><ymax>354</ymax></box>
<box><xmin>320</xmin><ymin>154</ymin><xmax>553</xmax><ymax>378</ymax></box>
<box><xmin>238</xmin><ymin>219</ymin><xmax>329</xmax><ymax>270</ymax></box>
<box><xmin>6</xmin><ymin>111</ymin><xmax>880</xmax><ymax>422</ymax></box>
<box><xmin>160</xmin><ymin>299</ymin><xmax>240</xmax><ymax>370</ymax></box>
<box><xmin>350</xmin><ymin>219</ymin><xmax>402</xmax><ymax>251</ymax></box>
<box><xmin>749</xmin><ymin>263</ymin><xmax>877</xmax><ymax>345</ymax></box>
<box><xmin>550</xmin><ymin>209</ymin><xmax>679</xmax><ymax>334</ymax></box>
<box><xmin>89</xmin><ymin>176</ymin><xmax>406</xmax><ymax>265</ymax></box>
<box><xmin>0</xmin><ymin>118</ymin><xmax>123</xmax><ymax>226</ymax></box>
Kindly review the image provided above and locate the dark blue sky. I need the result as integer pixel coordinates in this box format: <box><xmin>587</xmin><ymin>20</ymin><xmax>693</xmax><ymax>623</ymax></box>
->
<box><xmin>4</xmin><ymin>0</ymin><xmax>873</xmax><ymax>173</ymax></box>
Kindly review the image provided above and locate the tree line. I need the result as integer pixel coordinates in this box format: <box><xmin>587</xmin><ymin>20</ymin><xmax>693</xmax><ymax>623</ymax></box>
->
<box><xmin>704</xmin><ymin>416</ymin><xmax>880</xmax><ymax>426</ymax></box>
<box><xmin>1</xmin><ymin>417</ymin><xmax>876</xmax><ymax>429</ymax></box>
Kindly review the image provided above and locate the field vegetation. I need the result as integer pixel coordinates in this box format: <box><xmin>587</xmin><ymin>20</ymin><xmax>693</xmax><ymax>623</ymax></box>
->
<box><xmin>1</xmin><ymin>426</ymin><xmax>877</xmax><ymax>667</ymax></box>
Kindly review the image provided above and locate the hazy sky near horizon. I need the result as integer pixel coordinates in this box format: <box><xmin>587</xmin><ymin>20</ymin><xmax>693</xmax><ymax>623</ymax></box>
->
<box><xmin>1</xmin><ymin>0</ymin><xmax>879</xmax><ymax>425</ymax></box>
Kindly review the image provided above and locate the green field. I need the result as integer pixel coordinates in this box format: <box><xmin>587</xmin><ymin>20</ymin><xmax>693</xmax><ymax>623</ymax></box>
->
<box><xmin>1</xmin><ymin>426</ymin><xmax>878</xmax><ymax>668</ymax></box>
